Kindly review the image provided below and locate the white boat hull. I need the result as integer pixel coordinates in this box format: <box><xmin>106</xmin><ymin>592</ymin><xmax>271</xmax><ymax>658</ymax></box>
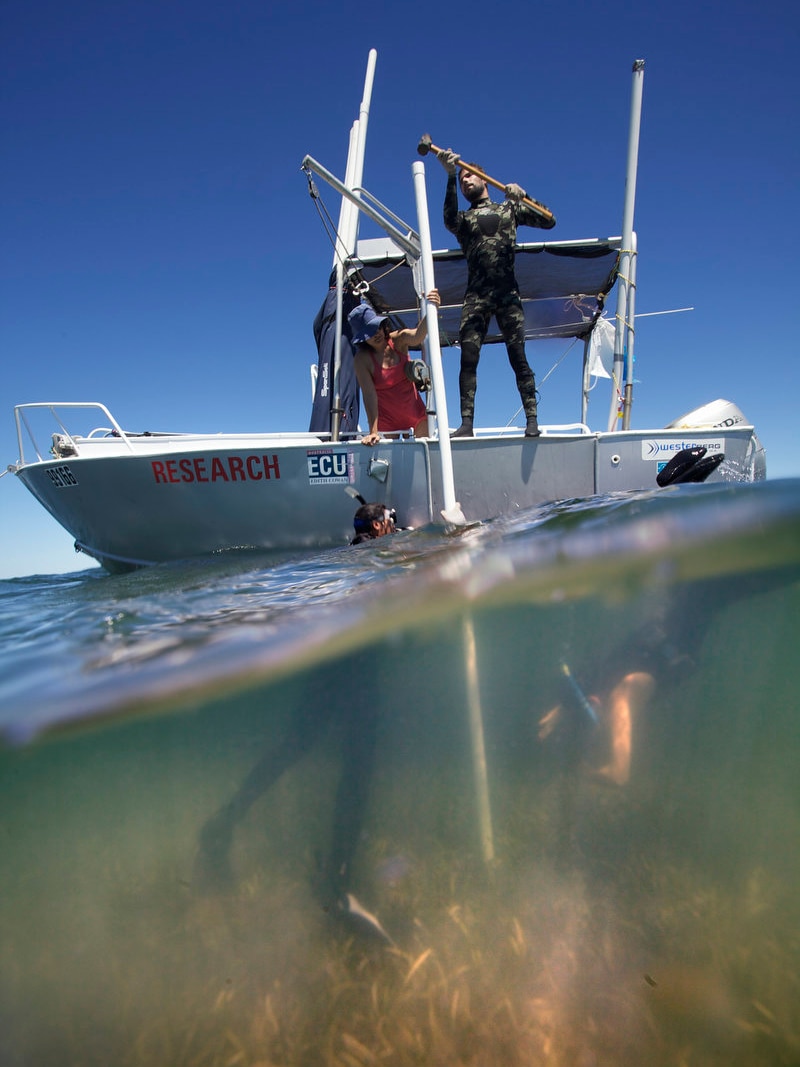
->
<box><xmin>13</xmin><ymin>423</ymin><xmax>764</xmax><ymax>572</ymax></box>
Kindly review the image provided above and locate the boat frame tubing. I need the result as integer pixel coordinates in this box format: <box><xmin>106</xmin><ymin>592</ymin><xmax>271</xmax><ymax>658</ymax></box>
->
<box><xmin>608</xmin><ymin>58</ymin><xmax>645</xmax><ymax>432</ymax></box>
<box><xmin>462</xmin><ymin>615</ymin><xmax>495</xmax><ymax>864</ymax></box>
<box><xmin>331</xmin><ymin>49</ymin><xmax>377</xmax><ymax>441</ymax></box>
<box><xmin>412</xmin><ymin>160</ymin><xmax>464</xmax><ymax>526</ymax></box>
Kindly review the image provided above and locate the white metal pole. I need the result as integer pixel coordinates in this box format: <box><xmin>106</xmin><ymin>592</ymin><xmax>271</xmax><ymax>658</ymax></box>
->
<box><xmin>622</xmin><ymin>231</ymin><xmax>638</xmax><ymax>429</ymax></box>
<box><xmin>462</xmin><ymin>615</ymin><xmax>495</xmax><ymax>864</ymax></box>
<box><xmin>331</xmin><ymin>50</ymin><xmax>378</xmax><ymax>440</ymax></box>
<box><xmin>412</xmin><ymin>160</ymin><xmax>466</xmax><ymax>525</ymax></box>
<box><xmin>331</xmin><ymin>124</ymin><xmax>358</xmax><ymax>440</ymax></box>
<box><xmin>334</xmin><ymin>122</ymin><xmax>359</xmax><ymax>269</ymax></box>
<box><xmin>344</xmin><ymin>48</ymin><xmax>377</xmax><ymax>254</ymax></box>
<box><xmin>581</xmin><ymin>336</ymin><xmax>591</xmax><ymax>425</ymax></box>
<box><xmin>607</xmin><ymin>59</ymin><xmax>645</xmax><ymax>432</ymax></box>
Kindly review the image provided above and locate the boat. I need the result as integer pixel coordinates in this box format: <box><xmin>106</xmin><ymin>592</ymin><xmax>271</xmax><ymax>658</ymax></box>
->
<box><xmin>7</xmin><ymin>57</ymin><xmax>765</xmax><ymax>574</ymax></box>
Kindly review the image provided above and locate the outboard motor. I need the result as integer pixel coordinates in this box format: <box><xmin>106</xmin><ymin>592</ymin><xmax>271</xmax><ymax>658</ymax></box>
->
<box><xmin>666</xmin><ymin>398</ymin><xmax>749</xmax><ymax>433</ymax></box>
<box><xmin>665</xmin><ymin>398</ymin><xmax>767</xmax><ymax>480</ymax></box>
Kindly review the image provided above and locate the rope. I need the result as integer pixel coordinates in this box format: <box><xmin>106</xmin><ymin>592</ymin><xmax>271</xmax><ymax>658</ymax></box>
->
<box><xmin>504</xmin><ymin>336</ymin><xmax>579</xmax><ymax>428</ymax></box>
<box><xmin>362</xmin><ymin>260</ymin><xmax>404</xmax><ymax>290</ymax></box>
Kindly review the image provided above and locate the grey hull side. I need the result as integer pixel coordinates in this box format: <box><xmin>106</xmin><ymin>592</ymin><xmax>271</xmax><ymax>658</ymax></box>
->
<box><xmin>15</xmin><ymin>428</ymin><xmax>763</xmax><ymax>571</ymax></box>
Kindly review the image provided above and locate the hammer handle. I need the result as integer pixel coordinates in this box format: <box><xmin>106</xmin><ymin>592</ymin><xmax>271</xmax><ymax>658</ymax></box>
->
<box><xmin>428</xmin><ymin>141</ymin><xmax>554</xmax><ymax>223</ymax></box>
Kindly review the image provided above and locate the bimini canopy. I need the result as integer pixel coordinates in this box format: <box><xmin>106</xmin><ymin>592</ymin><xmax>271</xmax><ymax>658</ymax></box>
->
<box><xmin>350</xmin><ymin>237</ymin><xmax>620</xmax><ymax>347</ymax></box>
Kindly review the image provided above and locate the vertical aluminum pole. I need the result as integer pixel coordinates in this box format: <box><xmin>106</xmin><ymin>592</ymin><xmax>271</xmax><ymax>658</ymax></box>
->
<box><xmin>581</xmin><ymin>336</ymin><xmax>591</xmax><ymax>425</ymax></box>
<box><xmin>344</xmin><ymin>48</ymin><xmax>377</xmax><ymax>254</ymax></box>
<box><xmin>333</xmin><ymin>123</ymin><xmax>360</xmax><ymax>270</ymax></box>
<box><xmin>462</xmin><ymin>615</ymin><xmax>495</xmax><ymax>864</ymax></box>
<box><xmin>607</xmin><ymin>59</ymin><xmax>645</xmax><ymax>431</ymax></box>
<box><xmin>331</xmin><ymin>123</ymin><xmax>358</xmax><ymax>440</ymax></box>
<box><xmin>331</xmin><ymin>49</ymin><xmax>377</xmax><ymax>440</ymax></box>
<box><xmin>412</xmin><ymin>160</ymin><xmax>466</xmax><ymax>526</ymax></box>
<box><xmin>622</xmin><ymin>232</ymin><xmax>638</xmax><ymax>428</ymax></box>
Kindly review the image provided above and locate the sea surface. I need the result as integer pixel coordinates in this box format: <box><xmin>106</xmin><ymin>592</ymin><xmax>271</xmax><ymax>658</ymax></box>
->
<box><xmin>2</xmin><ymin>479</ymin><xmax>799</xmax><ymax>1067</ymax></box>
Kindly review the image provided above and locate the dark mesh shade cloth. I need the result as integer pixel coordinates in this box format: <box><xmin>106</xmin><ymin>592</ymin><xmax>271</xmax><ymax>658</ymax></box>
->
<box><xmin>353</xmin><ymin>239</ymin><xmax>620</xmax><ymax>345</ymax></box>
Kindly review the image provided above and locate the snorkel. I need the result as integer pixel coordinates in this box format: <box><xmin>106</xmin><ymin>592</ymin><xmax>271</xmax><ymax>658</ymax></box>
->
<box><xmin>560</xmin><ymin>662</ymin><xmax>600</xmax><ymax>725</ymax></box>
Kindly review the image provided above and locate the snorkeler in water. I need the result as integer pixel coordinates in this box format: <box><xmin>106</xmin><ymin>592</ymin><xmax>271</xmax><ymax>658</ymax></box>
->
<box><xmin>350</xmin><ymin>501</ymin><xmax>397</xmax><ymax>544</ymax></box>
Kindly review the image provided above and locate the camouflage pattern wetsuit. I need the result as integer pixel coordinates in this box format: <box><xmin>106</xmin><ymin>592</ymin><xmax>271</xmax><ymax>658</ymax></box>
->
<box><xmin>444</xmin><ymin>174</ymin><xmax>555</xmax><ymax>424</ymax></box>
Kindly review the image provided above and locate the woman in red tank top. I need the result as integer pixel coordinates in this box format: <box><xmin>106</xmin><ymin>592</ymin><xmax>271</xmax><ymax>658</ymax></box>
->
<box><xmin>350</xmin><ymin>290</ymin><xmax>440</xmax><ymax>446</ymax></box>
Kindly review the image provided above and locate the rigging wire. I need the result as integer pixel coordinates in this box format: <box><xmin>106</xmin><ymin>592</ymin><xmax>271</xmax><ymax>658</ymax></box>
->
<box><xmin>304</xmin><ymin>169</ymin><xmax>350</xmax><ymax>275</ymax></box>
<box><xmin>504</xmin><ymin>336</ymin><xmax>580</xmax><ymax>428</ymax></box>
<box><xmin>305</xmin><ymin>167</ymin><xmax>410</xmax><ymax>304</ymax></box>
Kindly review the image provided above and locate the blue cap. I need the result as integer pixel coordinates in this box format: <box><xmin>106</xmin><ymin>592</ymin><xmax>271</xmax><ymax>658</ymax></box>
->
<box><xmin>348</xmin><ymin>302</ymin><xmax>388</xmax><ymax>346</ymax></box>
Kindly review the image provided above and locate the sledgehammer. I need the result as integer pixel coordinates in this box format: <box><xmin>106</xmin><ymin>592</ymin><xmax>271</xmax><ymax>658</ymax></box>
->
<box><xmin>417</xmin><ymin>133</ymin><xmax>554</xmax><ymax>224</ymax></box>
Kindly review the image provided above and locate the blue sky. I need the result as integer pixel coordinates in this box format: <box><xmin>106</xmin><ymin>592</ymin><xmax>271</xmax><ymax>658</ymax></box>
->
<box><xmin>2</xmin><ymin>0</ymin><xmax>797</xmax><ymax>579</ymax></box>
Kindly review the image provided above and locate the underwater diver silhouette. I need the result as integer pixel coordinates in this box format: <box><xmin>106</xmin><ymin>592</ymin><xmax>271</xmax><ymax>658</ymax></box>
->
<box><xmin>192</xmin><ymin>674</ymin><xmax>394</xmax><ymax>944</ymax></box>
<box><xmin>193</xmin><ymin>505</ymin><xmax>398</xmax><ymax>944</ymax></box>
<box><xmin>540</xmin><ymin>565</ymin><xmax>799</xmax><ymax>785</ymax></box>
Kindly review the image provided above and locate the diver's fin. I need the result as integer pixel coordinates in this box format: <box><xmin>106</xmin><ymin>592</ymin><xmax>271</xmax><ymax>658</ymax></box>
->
<box><xmin>670</xmin><ymin>451</ymin><xmax>725</xmax><ymax>484</ymax></box>
<box><xmin>657</xmin><ymin>447</ymin><xmax>707</xmax><ymax>487</ymax></box>
<box><xmin>338</xmin><ymin>893</ymin><xmax>395</xmax><ymax>946</ymax></box>
<box><xmin>657</xmin><ymin>447</ymin><xmax>724</xmax><ymax>487</ymax></box>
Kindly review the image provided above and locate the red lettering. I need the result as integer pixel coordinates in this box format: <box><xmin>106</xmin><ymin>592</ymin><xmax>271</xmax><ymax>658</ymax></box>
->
<box><xmin>153</xmin><ymin>453</ymin><xmax>281</xmax><ymax>485</ymax></box>
<box><xmin>210</xmin><ymin>457</ymin><xmax>229</xmax><ymax>482</ymax></box>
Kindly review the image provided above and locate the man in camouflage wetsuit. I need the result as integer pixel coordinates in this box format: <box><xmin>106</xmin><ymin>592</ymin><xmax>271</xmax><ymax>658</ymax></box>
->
<box><xmin>438</xmin><ymin>151</ymin><xmax>556</xmax><ymax>437</ymax></box>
